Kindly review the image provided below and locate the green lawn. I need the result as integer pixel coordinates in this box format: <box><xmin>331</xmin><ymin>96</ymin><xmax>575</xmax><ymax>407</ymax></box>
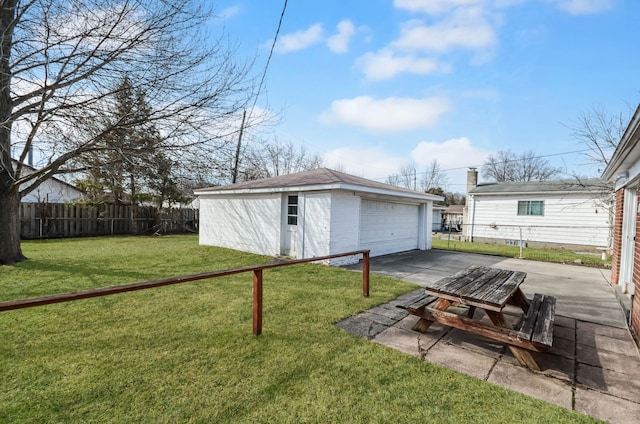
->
<box><xmin>0</xmin><ymin>236</ymin><xmax>599</xmax><ymax>423</ymax></box>
<box><xmin>433</xmin><ymin>238</ymin><xmax>611</xmax><ymax>267</ymax></box>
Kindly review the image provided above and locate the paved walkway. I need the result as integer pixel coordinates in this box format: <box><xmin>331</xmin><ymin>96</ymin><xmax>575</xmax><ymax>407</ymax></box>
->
<box><xmin>337</xmin><ymin>250</ymin><xmax>640</xmax><ymax>424</ymax></box>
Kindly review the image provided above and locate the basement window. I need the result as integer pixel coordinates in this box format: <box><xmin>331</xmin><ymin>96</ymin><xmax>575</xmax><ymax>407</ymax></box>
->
<box><xmin>287</xmin><ymin>195</ymin><xmax>298</xmax><ymax>225</ymax></box>
<box><xmin>517</xmin><ymin>200</ymin><xmax>544</xmax><ymax>216</ymax></box>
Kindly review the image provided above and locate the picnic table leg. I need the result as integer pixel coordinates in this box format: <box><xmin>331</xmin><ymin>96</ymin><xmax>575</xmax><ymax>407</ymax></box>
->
<box><xmin>412</xmin><ymin>298</ymin><xmax>452</xmax><ymax>333</ymax></box>
<box><xmin>507</xmin><ymin>288</ymin><xmax>531</xmax><ymax>314</ymax></box>
<box><xmin>485</xmin><ymin>310</ymin><xmax>541</xmax><ymax>371</ymax></box>
<box><xmin>466</xmin><ymin>305</ymin><xmax>476</xmax><ymax>319</ymax></box>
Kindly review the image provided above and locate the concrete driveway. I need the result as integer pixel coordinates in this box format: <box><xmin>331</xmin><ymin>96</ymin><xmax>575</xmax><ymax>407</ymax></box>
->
<box><xmin>338</xmin><ymin>249</ymin><xmax>640</xmax><ymax>423</ymax></box>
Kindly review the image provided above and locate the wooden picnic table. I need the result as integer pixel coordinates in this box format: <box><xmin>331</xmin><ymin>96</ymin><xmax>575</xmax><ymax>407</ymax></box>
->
<box><xmin>399</xmin><ymin>265</ymin><xmax>556</xmax><ymax>371</ymax></box>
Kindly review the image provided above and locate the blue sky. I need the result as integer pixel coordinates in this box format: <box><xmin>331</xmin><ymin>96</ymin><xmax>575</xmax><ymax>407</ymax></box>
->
<box><xmin>216</xmin><ymin>0</ymin><xmax>638</xmax><ymax>192</ymax></box>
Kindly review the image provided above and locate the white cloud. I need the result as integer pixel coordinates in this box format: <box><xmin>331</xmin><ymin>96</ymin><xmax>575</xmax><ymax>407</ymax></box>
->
<box><xmin>394</xmin><ymin>0</ymin><xmax>484</xmax><ymax>15</ymax></box>
<box><xmin>357</xmin><ymin>3</ymin><xmax>500</xmax><ymax>80</ymax></box>
<box><xmin>323</xmin><ymin>147</ymin><xmax>407</xmax><ymax>179</ymax></box>
<box><xmin>274</xmin><ymin>24</ymin><xmax>324</xmax><ymax>53</ymax></box>
<box><xmin>320</xmin><ymin>95</ymin><xmax>451</xmax><ymax>133</ymax></box>
<box><xmin>392</xmin><ymin>10</ymin><xmax>497</xmax><ymax>54</ymax></box>
<box><xmin>322</xmin><ymin>137</ymin><xmax>491</xmax><ymax>189</ymax></box>
<box><xmin>411</xmin><ymin>137</ymin><xmax>490</xmax><ymax>169</ymax></box>
<box><xmin>545</xmin><ymin>0</ymin><xmax>614</xmax><ymax>14</ymax></box>
<box><xmin>328</xmin><ymin>20</ymin><xmax>356</xmax><ymax>53</ymax></box>
<box><xmin>219</xmin><ymin>5</ymin><xmax>242</xmax><ymax>19</ymax></box>
<box><xmin>356</xmin><ymin>49</ymin><xmax>452</xmax><ymax>80</ymax></box>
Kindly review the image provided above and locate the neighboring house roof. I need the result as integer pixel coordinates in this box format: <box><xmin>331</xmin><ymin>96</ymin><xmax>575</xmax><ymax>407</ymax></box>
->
<box><xmin>602</xmin><ymin>103</ymin><xmax>640</xmax><ymax>183</ymax></box>
<box><xmin>195</xmin><ymin>168</ymin><xmax>443</xmax><ymax>202</ymax></box>
<box><xmin>469</xmin><ymin>178</ymin><xmax>609</xmax><ymax>196</ymax></box>
<box><xmin>444</xmin><ymin>204</ymin><xmax>464</xmax><ymax>214</ymax></box>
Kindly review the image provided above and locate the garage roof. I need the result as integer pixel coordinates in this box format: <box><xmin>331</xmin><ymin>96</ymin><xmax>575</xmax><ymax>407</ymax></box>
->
<box><xmin>469</xmin><ymin>178</ymin><xmax>609</xmax><ymax>196</ymax></box>
<box><xmin>195</xmin><ymin>168</ymin><xmax>443</xmax><ymax>202</ymax></box>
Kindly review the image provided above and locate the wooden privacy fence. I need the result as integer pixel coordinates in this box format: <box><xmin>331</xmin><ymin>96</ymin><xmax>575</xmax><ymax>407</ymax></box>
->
<box><xmin>19</xmin><ymin>202</ymin><xmax>198</xmax><ymax>239</ymax></box>
<box><xmin>0</xmin><ymin>250</ymin><xmax>371</xmax><ymax>336</ymax></box>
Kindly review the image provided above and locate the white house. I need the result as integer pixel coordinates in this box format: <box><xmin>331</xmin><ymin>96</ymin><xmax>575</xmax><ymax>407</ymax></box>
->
<box><xmin>602</xmin><ymin>103</ymin><xmax>640</xmax><ymax>336</ymax></box>
<box><xmin>195</xmin><ymin>168</ymin><xmax>443</xmax><ymax>265</ymax></box>
<box><xmin>432</xmin><ymin>204</ymin><xmax>447</xmax><ymax>231</ymax></box>
<box><xmin>13</xmin><ymin>160</ymin><xmax>83</xmax><ymax>203</ymax></box>
<box><xmin>465</xmin><ymin>169</ymin><xmax>611</xmax><ymax>251</ymax></box>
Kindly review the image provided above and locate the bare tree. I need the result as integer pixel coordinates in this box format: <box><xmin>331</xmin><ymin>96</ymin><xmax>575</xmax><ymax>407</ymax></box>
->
<box><xmin>566</xmin><ymin>104</ymin><xmax>632</xmax><ymax>172</ymax></box>
<box><xmin>388</xmin><ymin>160</ymin><xmax>448</xmax><ymax>192</ymax></box>
<box><xmin>420</xmin><ymin>159</ymin><xmax>448</xmax><ymax>192</ymax></box>
<box><xmin>482</xmin><ymin>150</ymin><xmax>561</xmax><ymax>182</ymax></box>
<box><xmin>387</xmin><ymin>163</ymin><xmax>417</xmax><ymax>190</ymax></box>
<box><xmin>241</xmin><ymin>139</ymin><xmax>324</xmax><ymax>180</ymax></box>
<box><xmin>0</xmin><ymin>0</ymin><xmax>257</xmax><ymax>264</ymax></box>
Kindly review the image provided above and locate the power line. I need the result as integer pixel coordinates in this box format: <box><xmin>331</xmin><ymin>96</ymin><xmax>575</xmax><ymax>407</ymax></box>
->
<box><xmin>367</xmin><ymin>148</ymin><xmax>592</xmax><ymax>182</ymax></box>
<box><xmin>250</xmin><ymin>0</ymin><xmax>287</xmax><ymax>115</ymax></box>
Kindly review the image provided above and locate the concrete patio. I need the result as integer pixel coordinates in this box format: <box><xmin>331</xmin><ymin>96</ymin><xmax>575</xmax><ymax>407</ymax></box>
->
<box><xmin>337</xmin><ymin>250</ymin><xmax>640</xmax><ymax>423</ymax></box>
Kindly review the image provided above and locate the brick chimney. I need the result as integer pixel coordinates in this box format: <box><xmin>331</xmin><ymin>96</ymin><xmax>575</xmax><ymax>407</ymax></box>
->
<box><xmin>466</xmin><ymin>167</ymin><xmax>478</xmax><ymax>193</ymax></box>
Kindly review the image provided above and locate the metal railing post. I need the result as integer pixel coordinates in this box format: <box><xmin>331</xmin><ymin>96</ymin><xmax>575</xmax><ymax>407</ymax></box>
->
<box><xmin>0</xmin><ymin>249</ymin><xmax>370</xmax><ymax>336</ymax></box>
<box><xmin>253</xmin><ymin>269</ymin><xmax>263</xmax><ymax>335</ymax></box>
<box><xmin>362</xmin><ymin>250</ymin><xmax>370</xmax><ymax>297</ymax></box>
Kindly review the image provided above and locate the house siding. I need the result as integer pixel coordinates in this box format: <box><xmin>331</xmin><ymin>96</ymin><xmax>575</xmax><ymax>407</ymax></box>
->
<box><xmin>467</xmin><ymin>193</ymin><xmax>610</xmax><ymax>249</ymax></box>
<box><xmin>611</xmin><ymin>188</ymin><xmax>624</xmax><ymax>285</ymax></box>
<box><xmin>199</xmin><ymin>193</ymin><xmax>281</xmax><ymax>256</ymax></box>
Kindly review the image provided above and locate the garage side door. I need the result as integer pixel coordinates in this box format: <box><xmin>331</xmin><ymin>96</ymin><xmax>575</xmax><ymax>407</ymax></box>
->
<box><xmin>359</xmin><ymin>200</ymin><xmax>419</xmax><ymax>257</ymax></box>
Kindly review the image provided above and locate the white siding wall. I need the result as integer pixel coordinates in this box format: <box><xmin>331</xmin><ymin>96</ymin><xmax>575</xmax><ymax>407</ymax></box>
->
<box><xmin>328</xmin><ymin>191</ymin><xmax>361</xmax><ymax>265</ymax></box>
<box><xmin>199</xmin><ymin>193</ymin><xmax>281</xmax><ymax>256</ymax></box>
<box><xmin>299</xmin><ymin>191</ymin><xmax>332</xmax><ymax>259</ymax></box>
<box><xmin>432</xmin><ymin>210</ymin><xmax>443</xmax><ymax>231</ymax></box>
<box><xmin>468</xmin><ymin>193</ymin><xmax>610</xmax><ymax>247</ymax></box>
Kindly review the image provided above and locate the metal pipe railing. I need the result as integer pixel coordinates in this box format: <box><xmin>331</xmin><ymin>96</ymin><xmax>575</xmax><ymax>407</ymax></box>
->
<box><xmin>0</xmin><ymin>250</ymin><xmax>371</xmax><ymax>336</ymax></box>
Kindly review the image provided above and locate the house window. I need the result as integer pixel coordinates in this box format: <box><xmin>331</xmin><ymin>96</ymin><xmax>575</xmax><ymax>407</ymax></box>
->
<box><xmin>287</xmin><ymin>195</ymin><xmax>298</xmax><ymax>225</ymax></box>
<box><xmin>517</xmin><ymin>200</ymin><xmax>544</xmax><ymax>216</ymax></box>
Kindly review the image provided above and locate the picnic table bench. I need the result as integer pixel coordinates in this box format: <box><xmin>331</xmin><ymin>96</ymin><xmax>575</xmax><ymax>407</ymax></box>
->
<box><xmin>397</xmin><ymin>265</ymin><xmax>556</xmax><ymax>371</ymax></box>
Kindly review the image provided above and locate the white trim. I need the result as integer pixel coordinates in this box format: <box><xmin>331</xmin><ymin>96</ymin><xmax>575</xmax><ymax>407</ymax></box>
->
<box><xmin>195</xmin><ymin>183</ymin><xmax>441</xmax><ymax>202</ymax></box>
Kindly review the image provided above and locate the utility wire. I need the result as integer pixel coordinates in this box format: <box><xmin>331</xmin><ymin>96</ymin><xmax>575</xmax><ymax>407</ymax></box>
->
<box><xmin>232</xmin><ymin>0</ymin><xmax>287</xmax><ymax>181</ymax></box>
<box><xmin>250</xmin><ymin>0</ymin><xmax>287</xmax><ymax>115</ymax></box>
<box><xmin>369</xmin><ymin>148</ymin><xmax>593</xmax><ymax>182</ymax></box>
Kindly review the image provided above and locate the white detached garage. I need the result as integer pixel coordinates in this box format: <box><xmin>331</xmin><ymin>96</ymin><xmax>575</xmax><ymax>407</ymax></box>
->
<box><xmin>195</xmin><ymin>168</ymin><xmax>443</xmax><ymax>264</ymax></box>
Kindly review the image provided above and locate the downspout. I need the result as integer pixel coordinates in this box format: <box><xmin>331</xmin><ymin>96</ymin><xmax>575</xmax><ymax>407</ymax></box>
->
<box><xmin>629</xmin><ymin>294</ymin><xmax>633</xmax><ymax>327</ymax></box>
<box><xmin>301</xmin><ymin>194</ymin><xmax>306</xmax><ymax>259</ymax></box>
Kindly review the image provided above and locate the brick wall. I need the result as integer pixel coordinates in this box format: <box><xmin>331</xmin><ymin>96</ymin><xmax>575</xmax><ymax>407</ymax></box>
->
<box><xmin>610</xmin><ymin>188</ymin><xmax>624</xmax><ymax>285</ymax></box>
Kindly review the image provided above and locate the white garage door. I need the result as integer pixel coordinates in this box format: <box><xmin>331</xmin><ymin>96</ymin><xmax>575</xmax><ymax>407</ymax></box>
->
<box><xmin>359</xmin><ymin>200</ymin><xmax>419</xmax><ymax>257</ymax></box>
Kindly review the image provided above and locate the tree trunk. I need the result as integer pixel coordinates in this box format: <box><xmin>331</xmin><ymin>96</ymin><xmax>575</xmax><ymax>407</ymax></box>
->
<box><xmin>0</xmin><ymin>189</ymin><xmax>26</xmax><ymax>264</ymax></box>
<box><xmin>0</xmin><ymin>1</ymin><xmax>24</xmax><ymax>264</ymax></box>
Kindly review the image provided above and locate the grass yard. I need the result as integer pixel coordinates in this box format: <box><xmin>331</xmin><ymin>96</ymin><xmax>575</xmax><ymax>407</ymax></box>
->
<box><xmin>0</xmin><ymin>236</ymin><xmax>599</xmax><ymax>423</ymax></box>
<box><xmin>433</xmin><ymin>238</ymin><xmax>611</xmax><ymax>267</ymax></box>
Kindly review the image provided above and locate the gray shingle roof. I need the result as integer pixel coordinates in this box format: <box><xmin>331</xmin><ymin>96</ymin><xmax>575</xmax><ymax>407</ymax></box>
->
<box><xmin>195</xmin><ymin>168</ymin><xmax>442</xmax><ymax>200</ymax></box>
<box><xmin>469</xmin><ymin>178</ymin><xmax>610</xmax><ymax>195</ymax></box>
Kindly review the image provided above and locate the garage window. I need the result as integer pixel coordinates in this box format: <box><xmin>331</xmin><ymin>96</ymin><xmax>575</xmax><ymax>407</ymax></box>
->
<box><xmin>517</xmin><ymin>200</ymin><xmax>544</xmax><ymax>216</ymax></box>
<box><xmin>287</xmin><ymin>195</ymin><xmax>298</xmax><ymax>225</ymax></box>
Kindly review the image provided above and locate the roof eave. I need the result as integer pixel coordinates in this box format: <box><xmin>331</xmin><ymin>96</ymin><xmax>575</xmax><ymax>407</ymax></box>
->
<box><xmin>602</xmin><ymin>104</ymin><xmax>640</xmax><ymax>181</ymax></box>
<box><xmin>196</xmin><ymin>182</ymin><xmax>443</xmax><ymax>202</ymax></box>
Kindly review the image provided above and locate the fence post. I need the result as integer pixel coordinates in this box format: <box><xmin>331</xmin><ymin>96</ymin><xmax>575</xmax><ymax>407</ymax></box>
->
<box><xmin>362</xmin><ymin>250</ymin><xmax>370</xmax><ymax>297</ymax></box>
<box><xmin>253</xmin><ymin>269</ymin><xmax>263</xmax><ymax>336</ymax></box>
<box><xmin>519</xmin><ymin>227</ymin><xmax>524</xmax><ymax>259</ymax></box>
